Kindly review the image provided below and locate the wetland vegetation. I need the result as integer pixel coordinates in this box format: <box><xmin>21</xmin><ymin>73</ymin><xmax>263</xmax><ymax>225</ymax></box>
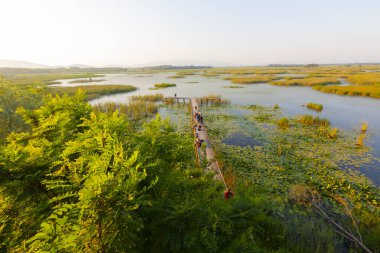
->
<box><xmin>0</xmin><ymin>66</ymin><xmax>380</xmax><ymax>252</ymax></box>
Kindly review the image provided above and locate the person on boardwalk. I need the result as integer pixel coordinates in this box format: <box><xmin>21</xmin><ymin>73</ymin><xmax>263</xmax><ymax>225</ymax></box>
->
<box><xmin>174</xmin><ymin>93</ymin><xmax>177</xmax><ymax>98</ymax></box>
<box><xmin>224</xmin><ymin>188</ymin><xmax>234</xmax><ymax>201</ymax></box>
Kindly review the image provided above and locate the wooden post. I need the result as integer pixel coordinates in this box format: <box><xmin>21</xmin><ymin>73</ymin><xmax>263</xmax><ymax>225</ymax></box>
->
<box><xmin>206</xmin><ymin>98</ymin><xmax>208</xmax><ymax>106</ymax></box>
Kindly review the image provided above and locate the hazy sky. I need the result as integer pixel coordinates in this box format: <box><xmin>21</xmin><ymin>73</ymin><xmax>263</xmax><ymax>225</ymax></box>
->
<box><xmin>1</xmin><ymin>0</ymin><xmax>380</xmax><ymax>66</ymax></box>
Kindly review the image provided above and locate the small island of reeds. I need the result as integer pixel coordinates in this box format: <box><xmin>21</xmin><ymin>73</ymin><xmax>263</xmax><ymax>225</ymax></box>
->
<box><xmin>306</xmin><ymin>103</ymin><xmax>324</xmax><ymax>111</ymax></box>
<box><xmin>150</xmin><ymin>83</ymin><xmax>176</xmax><ymax>90</ymax></box>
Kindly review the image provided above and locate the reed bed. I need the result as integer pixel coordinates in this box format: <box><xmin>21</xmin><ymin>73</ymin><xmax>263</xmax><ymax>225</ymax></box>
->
<box><xmin>230</xmin><ymin>75</ymin><xmax>277</xmax><ymax>84</ymax></box>
<box><xmin>130</xmin><ymin>93</ymin><xmax>163</xmax><ymax>102</ymax></box>
<box><xmin>93</xmin><ymin>100</ymin><xmax>157</xmax><ymax>120</ymax></box>
<box><xmin>271</xmin><ymin>77</ymin><xmax>340</xmax><ymax>86</ymax></box>
<box><xmin>313</xmin><ymin>85</ymin><xmax>380</xmax><ymax>98</ymax></box>
<box><xmin>297</xmin><ymin>115</ymin><xmax>330</xmax><ymax>127</ymax></box>
<box><xmin>197</xmin><ymin>94</ymin><xmax>230</xmax><ymax>105</ymax></box>
<box><xmin>347</xmin><ymin>73</ymin><xmax>380</xmax><ymax>85</ymax></box>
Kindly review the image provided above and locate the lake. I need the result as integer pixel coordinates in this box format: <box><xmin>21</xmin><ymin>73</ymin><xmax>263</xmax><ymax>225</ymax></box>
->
<box><xmin>55</xmin><ymin>73</ymin><xmax>380</xmax><ymax>185</ymax></box>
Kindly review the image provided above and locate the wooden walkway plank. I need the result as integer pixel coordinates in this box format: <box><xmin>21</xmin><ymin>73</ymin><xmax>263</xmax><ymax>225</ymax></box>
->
<box><xmin>190</xmin><ymin>98</ymin><xmax>227</xmax><ymax>189</ymax></box>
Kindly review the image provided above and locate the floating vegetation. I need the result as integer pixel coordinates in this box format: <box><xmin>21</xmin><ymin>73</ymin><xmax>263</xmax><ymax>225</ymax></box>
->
<box><xmin>306</xmin><ymin>102</ymin><xmax>323</xmax><ymax>111</ymax></box>
<box><xmin>45</xmin><ymin>81</ymin><xmax>61</xmax><ymax>85</ymax></box>
<box><xmin>223</xmin><ymin>85</ymin><xmax>244</xmax><ymax>89</ymax></box>
<box><xmin>187</xmin><ymin>81</ymin><xmax>199</xmax><ymax>84</ymax></box>
<box><xmin>51</xmin><ymin>84</ymin><xmax>137</xmax><ymax>101</ymax></box>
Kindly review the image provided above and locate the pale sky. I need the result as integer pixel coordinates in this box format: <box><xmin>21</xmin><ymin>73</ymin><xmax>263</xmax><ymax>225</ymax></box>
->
<box><xmin>1</xmin><ymin>0</ymin><xmax>380</xmax><ymax>67</ymax></box>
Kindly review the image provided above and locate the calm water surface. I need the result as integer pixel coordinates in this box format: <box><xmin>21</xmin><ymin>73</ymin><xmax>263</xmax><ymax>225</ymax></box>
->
<box><xmin>56</xmin><ymin>73</ymin><xmax>380</xmax><ymax>185</ymax></box>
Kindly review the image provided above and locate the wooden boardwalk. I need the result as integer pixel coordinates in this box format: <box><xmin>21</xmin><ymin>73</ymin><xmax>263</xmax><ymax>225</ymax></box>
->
<box><xmin>190</xmin><ymin>98</ymin><xmax>227</xmax><ymax>188</ymax></box>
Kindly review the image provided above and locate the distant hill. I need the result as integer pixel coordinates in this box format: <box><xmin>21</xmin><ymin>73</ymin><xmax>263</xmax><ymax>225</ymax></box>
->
<box><xmin>0</xmin><ymin>59</ymin><xmax>49</xmax><ymax>68</ymax></box>
<box><xmin>0</xmin><ymin>59</ymin><xmax>94</xmax><ymax>69</ymax></box>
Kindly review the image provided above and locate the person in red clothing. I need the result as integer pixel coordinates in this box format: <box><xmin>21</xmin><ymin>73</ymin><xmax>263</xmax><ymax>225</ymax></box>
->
<box><xmin>224</xmin><ymin>188</ymin><xmax>234</xmax><ymax>201</ymax></box>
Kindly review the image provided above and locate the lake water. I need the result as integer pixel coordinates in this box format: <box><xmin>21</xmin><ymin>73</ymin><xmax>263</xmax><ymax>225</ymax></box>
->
<box><xmin>55</xmin><ymin>73</ymin><xmax>380</xmax><ymax>186</ymax></box>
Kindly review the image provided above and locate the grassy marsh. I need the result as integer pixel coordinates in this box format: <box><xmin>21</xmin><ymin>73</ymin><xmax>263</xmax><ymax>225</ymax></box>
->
<box><xmin>52</xmin><ymin>84</ymin><xmax>137</xmax><ymax>101</ymax></box>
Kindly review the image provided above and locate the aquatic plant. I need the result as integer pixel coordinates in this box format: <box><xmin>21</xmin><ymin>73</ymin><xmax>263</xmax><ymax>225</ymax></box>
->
<box><xmin>361</xmin><ymin>122</ymin><xmax>368</xmax><ymax>133</ymax></box>
<box><xmin>313</xmin><ymin>85</ymin><xmax>380</xmax><ymax>98</ymax></box>
<box><xmin>277</xmin><ymin>118</ymin><xmax>289</xmax><ymax>129</ymax></box>
<box><xmin>356</xmin><ymin>133</ymin><xmax>366</xmax><ymax>147</ymax></box>
<box><xmin>298</xmin><ymin>115</ymin><xmax>330</xmax><ymax>127</ymax></box>
<box><xmin>306</xmin><ymin>103</ymin><xmax>323</xmax><ymax>111</ymax></box>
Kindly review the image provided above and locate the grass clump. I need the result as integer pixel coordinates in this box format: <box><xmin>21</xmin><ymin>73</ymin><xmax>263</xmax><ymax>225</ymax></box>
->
<box><xmin>277</xmin><ymin>118</ymin><xmax>289</xmax><ymax>129</ymax></box>
<box><xmin>306</xmin><ymin>103</ymin><xmax>323</xmax><ymax>111</ymax></box>
<box><xmin>6</xmin><ymin>73</ymin><xmax>103</xmax><ymax>86</ymax></box>
<box><xmin>52</xmin><ymin>85</ymin><xmax>137</xmax><ymax>101</ymax></box>
<box><xmin>271</xmin><ymin>77</ymin><xmax>340</xmax><ymax>86</ymax></box>
<box><xmin>298</xmin><ymin>115</ymin><xmax>330</xmax><ymax>127</ymax></box>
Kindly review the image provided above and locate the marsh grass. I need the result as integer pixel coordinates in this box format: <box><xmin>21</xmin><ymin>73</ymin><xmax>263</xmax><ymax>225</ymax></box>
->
<box><xmin>313</xmin><ymin>85</ymin><xmax>380</xmax><ymax>98</ymax></box>
<box><xmin>131</xmin><ymin>93</ymin><xmax>163</xmax><ymax>102</ymax></box>
<box><xmin>7</xmin><ymin>73</ymin><xmax>103</xmax><ymax>86</ymax></box>
<box><xmin>277</xmin><ymin>118</ymin><xmax>289</xmax><ymax>129</ymax></box>
<box><xmin>271</xmin><ymin>77</ymin><xmax>341</xmax><ymax>86</ymax></box>
<box><xmin>93</xmin><ymin>100</ymin><xmax>157</xmax><ymax>120</ymax></box>
<box><xmin>306</xmin><ymin>103</ymin><xmax>323</xmax><ymax>111</ymax></box>
<box><xmin>154</xmin><ymin>83</ymin><xmax>176</xmax><ymax>88</ymax></box>
<box><xmin>52</xmin><ymin>85</ymin><xmax>137</xmax><ymax>101</ymax></box>
<box><xmin>230</xmin><ymin>75</ymin><xmax>276</xmax><ymax>84</ymax></box>
<box><xmin>297</xmin><ymin>115</ymin><xmax>330</xmax><ymax>127</ymax></box>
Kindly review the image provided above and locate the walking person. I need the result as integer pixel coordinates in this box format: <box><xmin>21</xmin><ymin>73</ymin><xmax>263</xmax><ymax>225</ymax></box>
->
<box><xmin>224</xmin><ymin>188</ymin><xmax>234</xmax><ymax>201</ymax></box>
